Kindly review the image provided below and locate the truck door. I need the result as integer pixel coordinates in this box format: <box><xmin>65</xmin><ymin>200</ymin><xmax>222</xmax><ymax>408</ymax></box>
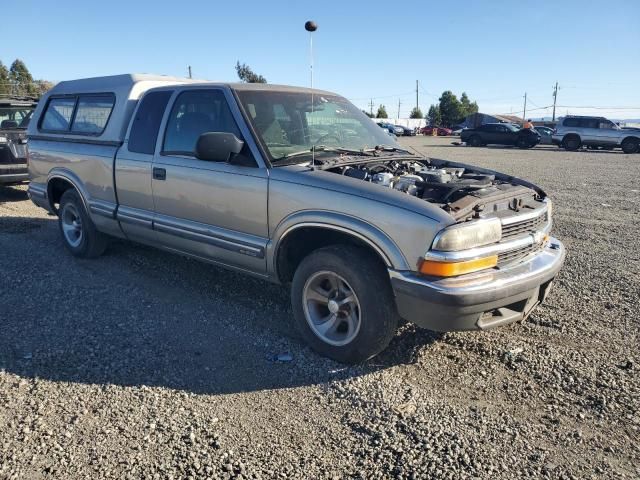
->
<box><xmin>151</xmin><ymin>87</ymin><xmax>269</xmax><ymax>275</ymax></box>
<box><xmin>115</xmin><ymin>89</ymin><xmax>174</xmax><ymax>244</ymax></box>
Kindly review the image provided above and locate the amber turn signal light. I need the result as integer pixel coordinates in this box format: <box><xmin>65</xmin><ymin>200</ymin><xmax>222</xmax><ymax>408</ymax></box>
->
<box><xmin>418</xmin><ymin>255</ymin><xmax>498</xmax><ymax>277</ymax></box>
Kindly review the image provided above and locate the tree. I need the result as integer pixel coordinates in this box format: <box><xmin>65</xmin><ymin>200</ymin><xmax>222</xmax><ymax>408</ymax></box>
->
<box><xmin>438</xmin><ymin>91</ymin><xmax>463</xmax><ymax>127</ymax></box>
<box><xmin>460</xmin><ymin>92</ymin><xmax>478</xmax><ymax>117</ymax></box>
<box><xmin>32</xmin><ymin>79</ymin><xmax>55</xmax><ymax>96</ymax></box>
<box><xmin>427</xmin><ymin>104</ymin><xmax>442</xmax><ymax>126</ymax></box>
<box><xmin>362</xmin><ymin>109</ymin><xmax>374</xmax><ymax>118</ymax></box>
<box><xmin>0</xmin><ymin>61</ymin><xmax>9</xmax><ymax>95</ymax></box>
<box><xmin>409</xmin><ymin>107</ymin><xmax>423</xmax><ymax>119</ymax></box>
<box><xmin>235</xmin><ymin>61</ymin><xmax>267</xmax><ymax>83</ymax></box>
<box><xmin>9</xmin><ymin>59</ymin><xmax>36</xmax><ymax>96</ymax></box>
<box><xmin>376</xmin><ymin>105</ymin><xmax>388</xmax><ymax>119</ymax></box>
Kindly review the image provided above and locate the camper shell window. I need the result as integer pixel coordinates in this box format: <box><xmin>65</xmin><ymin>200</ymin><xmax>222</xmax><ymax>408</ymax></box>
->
<box><xmin>39</xmin><ymin>93</ymin><xmax>115</xmax><ymax>136</ymax></box>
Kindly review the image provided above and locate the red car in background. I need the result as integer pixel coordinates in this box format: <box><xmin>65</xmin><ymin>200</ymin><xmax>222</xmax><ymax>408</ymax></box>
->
<box><xmin>420</xmin><ymin>126</ymin><xmax>453</xmax><ymax>136</ymax></box>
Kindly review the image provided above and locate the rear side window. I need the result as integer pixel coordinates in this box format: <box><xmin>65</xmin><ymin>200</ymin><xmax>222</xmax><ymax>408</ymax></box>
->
<box><xmin>129</xmin><ymin>90</ymin><xmax>173</xmax><ymax>154</ymax></box>
<box><xmin>71</xmin><ymin>95</ymin><xmax>115</xmax><ymax>134</ymax></box>
<box><xmin>40</xmin><ymin>94</ymin><xmax>115</xmax><ymax>135</ymax></box>
<box><xmin>581</xmin><ymin>118</ymin><xmax>599</xmax><ymax>129</ymax></box>
<box><xmin>41</xmin><ymin>97</ymin><xmax>76</xmax><ymax>131</ymax></box>
<box><xmin>563</xmin><ymin>118</ymin><xmax>579</xmax><ymax>127</ymax></box>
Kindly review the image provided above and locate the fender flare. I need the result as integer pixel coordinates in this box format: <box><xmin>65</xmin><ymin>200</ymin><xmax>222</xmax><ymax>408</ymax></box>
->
<box><xmin>46</xmin><ymin>168</ymin><xmax>92</xmax><ymax>214</ymax></box>
<box><xmin>267</xmin><ymin>210</ymin><xmax>411</xmax><ymax>278</ymax></box>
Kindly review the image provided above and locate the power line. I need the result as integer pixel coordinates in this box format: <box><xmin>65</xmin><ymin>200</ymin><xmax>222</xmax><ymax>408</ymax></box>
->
<box><xmin>348</xmin><ymin>91</ymin><xmax>414</xmax><ymax>101</ymax></box>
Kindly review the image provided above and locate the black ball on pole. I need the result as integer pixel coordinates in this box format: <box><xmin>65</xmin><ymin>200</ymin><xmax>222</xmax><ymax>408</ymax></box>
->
<box><xmin>305</xmin><ymin>21</ymin><xmax>317</xmax><ymax>32</ymax></box>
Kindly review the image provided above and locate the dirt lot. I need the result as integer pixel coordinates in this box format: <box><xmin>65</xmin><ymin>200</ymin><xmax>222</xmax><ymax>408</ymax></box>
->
<box><xmin>1</xmin><ymin>137</ymin><xmax>638</xmax><ymax>479</ymax></box>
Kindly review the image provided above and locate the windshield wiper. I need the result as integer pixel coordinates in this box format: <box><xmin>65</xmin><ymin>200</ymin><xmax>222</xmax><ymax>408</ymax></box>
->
<box><xmin>276</xmin><ymin>145</ymin><xmax>375</xmax><ymax>162</ymax></box>
<box><xmin>367</xmin><ymin>145</ymin><xmax>414</xmax><ymax>155</ymax></box>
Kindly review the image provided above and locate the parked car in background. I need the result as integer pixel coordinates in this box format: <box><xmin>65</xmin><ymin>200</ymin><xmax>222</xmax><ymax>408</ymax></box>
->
<box><xmin>534</xmin><ymin>126</ymin><xmax>554</xmax><ymax>145</ymax></box>
<box><xmin>420</xmin><ymin>126</ymin><xmax>453</xmax><ymax>136</ymax></box>
<box><xmin>552</xmin><ymin>115</ymin><xmax>640</xmax><ymax>153</ymax></box>
<box><xmin>26</xmin><ymin>74</ymin><xmax>564</xmax><ymax>363</ymax></box>
<box><xmin>0</xmin><ymin>96</ymin><xmax>37</xmax><ymax>185</ymax></box>
<box><xmin>394</xmin><ymin>125</ymin><xmax>416</xmax><ymax>136</ymax></box>
<box><xmin>377</xmin><ymin>122</ymin><xmax>403</xmax><ymax>136</ymax></box>
<box><xmin>461</xmin><ymin>123</ymin><xmax>541</xmax><ymax>148</ymax></box>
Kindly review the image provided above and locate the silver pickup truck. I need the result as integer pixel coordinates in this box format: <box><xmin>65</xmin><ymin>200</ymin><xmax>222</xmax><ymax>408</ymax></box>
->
<box><xmin>27</xmin><ymin>74</ymin><xmax>565</xmax><ymax>363</ymax></box>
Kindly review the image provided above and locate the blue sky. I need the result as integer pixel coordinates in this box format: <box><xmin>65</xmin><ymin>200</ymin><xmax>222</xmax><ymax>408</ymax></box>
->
<box><xmin>4</xmin><ymin>0</ymin><xmax>640</xmax><ymax>119</ymax></box>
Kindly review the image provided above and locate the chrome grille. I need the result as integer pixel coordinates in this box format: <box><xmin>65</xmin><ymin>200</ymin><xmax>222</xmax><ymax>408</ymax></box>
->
<box><xmin>498</xmin><ymin>243</ymin><xmax>542</xmax><ymax>266</ymax></box>
<box><xmin>501</xmin><ymin>211</ymin><xmax>548</xmax><ymax>240</ymax></box>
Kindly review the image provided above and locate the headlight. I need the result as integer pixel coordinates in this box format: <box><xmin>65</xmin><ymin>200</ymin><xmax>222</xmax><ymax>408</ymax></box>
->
<box><xmin>0</xmin><ymin>136</ymin><xmax>7</xmax><ymax>144</ymax></box>
<box><xmin>432</xmin><ymin>218</ymin><xmax>502</xmax><ymax>252</ymax></box>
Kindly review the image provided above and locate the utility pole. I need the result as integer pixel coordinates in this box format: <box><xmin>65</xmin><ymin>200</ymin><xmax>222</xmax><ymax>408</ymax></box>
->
<box><xmin>369</xmin><ymin>99</ymin><xmax>374</xmax><ymax>117</ymax></box>
<box><xmin>522</xmin><ymin>92</ymin><xmax>527</xmax><ymax>125</ymax></box>
<box><xmin>188</xmin><ymin>66</ymin><xmax>192</xmax><ymax>79</ymax></box>
<box><xmin>415</xmin><ymin>80</ymin><xmax>419</xmax><ymax>112</ymax></box>
<box><xmin>552</xmin><ymin>82</ymin><xmax>559</xmax><ymax>122</ymax></box>
<box><xmin>397</xmin><ymin>99</ymin><xmax>401</xmax><ymax>119</ymax></box>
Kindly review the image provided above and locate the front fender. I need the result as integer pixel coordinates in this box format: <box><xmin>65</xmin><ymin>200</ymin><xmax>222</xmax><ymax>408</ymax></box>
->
<box><xmin>267</xmin><ymin>210</ymin><xmax>411</xmax><ymax>276</ymax></box>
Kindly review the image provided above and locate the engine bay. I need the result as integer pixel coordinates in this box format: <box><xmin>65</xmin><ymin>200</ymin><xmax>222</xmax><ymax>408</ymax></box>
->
<box><xmin>324</xmin><ymin>157</ymin><xmax>544</xmax><ymax>221</ymax></box>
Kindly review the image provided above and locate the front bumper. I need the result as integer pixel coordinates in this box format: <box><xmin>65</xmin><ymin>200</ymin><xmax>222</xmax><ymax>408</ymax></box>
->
<box><xmin>0</xmin><ymin>164</ymin><xmax>28</xmax><ymax>184</ymax></box>
<box><xmin>389</xmin><ymin>238</ymin><xmax>565</xmax><ymax>331</ymax></box>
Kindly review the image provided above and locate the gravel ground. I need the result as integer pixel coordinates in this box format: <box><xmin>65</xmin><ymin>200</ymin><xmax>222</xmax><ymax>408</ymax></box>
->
<box><xmin>1</xmin><ymin>137</ymin><xmax>638</xmax><ymax>479</ymax></box>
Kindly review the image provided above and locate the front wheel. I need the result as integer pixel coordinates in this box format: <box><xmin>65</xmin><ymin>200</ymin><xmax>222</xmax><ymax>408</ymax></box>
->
<box><xmin>621</xmin><ymin>138</ymin><xmax>639</xmax><ymax>154</ymax></box>
<box><xmin>58</xmin><ymin>189</ymin><xmax>108</xmax><ymax>258</ymax></box>
<box><xmin>291</xmin><ymin>245</ymin><xmax>399</xmax><ymax>364</ymax></box>
<box><xmin>516</xmin><ymin>136</ymin><xmax>530</xmax><ymax>149</ymax></box>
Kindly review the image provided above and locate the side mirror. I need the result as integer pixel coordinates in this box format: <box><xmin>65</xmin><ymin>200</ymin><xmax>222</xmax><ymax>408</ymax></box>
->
<box><xmin>195</xmin><ymin>132</ymin><xmax>244</xmax><ymax>162</ymax></box>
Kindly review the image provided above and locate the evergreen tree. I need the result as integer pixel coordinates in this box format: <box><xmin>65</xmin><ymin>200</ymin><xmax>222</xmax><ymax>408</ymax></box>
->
<box><xmin>376</xmin><ymin>105</ymin><xmax>388</xmax><ymax>119</ymax></box>
<box><xmin>409</xmin><ymin>107</ymin><xmax>423</xmax><ymax>119</ymax></box>
<box><xmin>438</xmin><ymin>91</ymin><xmax>463</xmax><ymax>127</ymax></box>
<box><xmin>427</xmin><ymin>104</ymin><xmax>442</xmax><ymax>126</ymax></box>
<box><xmin>9</xmin><ymin>59</ymin><xmax>36</xmax><ymax>96</ymax></box>
<box><xmin>235</xmin><ymin>61</ymin><xmax>267</xmax><ymax>83</ymax></box>
<box><xmin>0</xmin><ymin>61</ymin><xmax>9</xmax><ymax>96</ymax></box>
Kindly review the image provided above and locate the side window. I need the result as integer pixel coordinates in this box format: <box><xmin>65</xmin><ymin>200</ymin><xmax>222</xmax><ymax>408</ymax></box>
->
<box><xmin>581</xmin><ymin>118</ymin><xmax>599</xmax><ymax>129</ymax></box>
<box><xmin>41</xmin><ymin>97</ymin><xmax>76</xmax><ymax>131</ymax></box>
<box><xmin>71</xmin><ymin>95</ymin><xmax>115</xmax><ymax>134</ymax></box>
<box><xmin>129</xmin><ymin>90</ymin><xmax>173</xmax><ymax>154</ymax></box>
<box><xmin>563</xmin><ymin>118</ymin><xmax>578</xmax><ymax>128</ymax></box>
<box><xmin>599</xmin><ymin>120</ymin><xmax>615</xmax><ymax>130</ymax></box>
<box><xmin>163</xmin><ymin>89</ymin><xmax>241</xmax><ymax>155</ymax></box>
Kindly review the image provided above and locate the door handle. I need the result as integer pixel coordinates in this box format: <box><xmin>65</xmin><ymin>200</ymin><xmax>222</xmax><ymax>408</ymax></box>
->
<box><xmin>153</xmin><ymin>167</ymin><xmax>166</xmax><ymax>180</ymax></box>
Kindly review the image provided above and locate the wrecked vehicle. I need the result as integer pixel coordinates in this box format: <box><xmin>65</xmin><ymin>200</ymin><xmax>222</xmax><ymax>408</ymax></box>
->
<box><xmin>0</xmin><ymin>96</ymin><xmax>36</xmax><ymax>184</ymax></box>
<box><xmin>27</xmin><ymin>75</ymin><xmax>565</xmax><ymax>363</ymax></box>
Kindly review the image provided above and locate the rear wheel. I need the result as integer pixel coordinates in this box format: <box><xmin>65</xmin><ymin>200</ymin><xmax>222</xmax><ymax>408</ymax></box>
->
<box><xmin>621</xmin><ymin>138</ymin><xmax>639</xmax><ymax>154</ymax></box>
<box><xmin>563</xmin><ymin>135</ymin><xmax>581</xmax><ymax>151</ymax></box>
<box><xmin>468</xmin><ymin>135</ymin><xmax>483</xmax><ymax>147</ymax></box>
<box><xmin>58</xmin><ymin>189</ymin><xmax>108</xmax><ymax>258</ymax></box>
<box><xmin>291</xmin><ymin>245</ymin><xmax>398</xmax><ymax>364</ymax></box>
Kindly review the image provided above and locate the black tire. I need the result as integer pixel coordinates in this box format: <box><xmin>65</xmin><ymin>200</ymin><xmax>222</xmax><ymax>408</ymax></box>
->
<box><xmin>621</xmin><ymin>138</ymin><xmax>639</xmax><ymax>154</ymax></box>
<box><xmin>291</xmin><ymin>245</ymin><xmax>399</xmax><ymax>364</ymax></box>
<box><xmin>468</xmin><ymin>135</ymin><xmax>483</xmax><ymax>147</ymax></box>
<box><xmin>563</xmin><ymin>135</ymin><xmax>581</xmax><ymax>151</ymax></box>
<box><xmin>515</xmin><ymin>136</ymin><xmax>530</xmax><ymax>149</ymax></box>
<box><xmin>58</xmin><ymin>189</ymin><xmax>108</xmax><ymax>258</ymax></box>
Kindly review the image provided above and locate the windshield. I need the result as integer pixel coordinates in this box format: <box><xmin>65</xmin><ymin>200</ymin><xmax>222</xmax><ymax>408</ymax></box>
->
<box><xmin>236</xmin><ymin>90</ymin><xmax>398</xmax><ymax>162</ymax></box>
<box><xmin>504</xmin><ymin>124</ymin><xmax>520</xmax><ymax>132</ymax></box>
<box><xmin>0</xmin><ymin>107</ymin><xmax>35</xmax><ymax>129</ymax></box>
